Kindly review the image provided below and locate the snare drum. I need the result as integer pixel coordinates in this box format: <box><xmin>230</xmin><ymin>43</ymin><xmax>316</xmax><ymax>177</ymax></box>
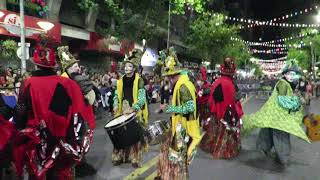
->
<box><xmin>104</xmin><ymin>113</ymin><xmax>144</xmax><ymax>149</ymax></box>
<box><xmin>146</xmin><ymin>120</ymin><xmax>170</xmax><ymax>145</ymax></box>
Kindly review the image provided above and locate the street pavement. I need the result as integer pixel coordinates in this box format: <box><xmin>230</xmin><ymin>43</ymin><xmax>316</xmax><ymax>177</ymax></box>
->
<box><xmin>79</xmin><ymin>97</ymin><xmax>320</xmax><ymax>180</ymax></box>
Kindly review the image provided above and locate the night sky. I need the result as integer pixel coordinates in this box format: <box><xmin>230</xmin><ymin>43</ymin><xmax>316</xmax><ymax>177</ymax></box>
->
<box><xmin>242</xmin><ymin>0</ymin><xmax>318</xmax><ymax>58</ymax></box>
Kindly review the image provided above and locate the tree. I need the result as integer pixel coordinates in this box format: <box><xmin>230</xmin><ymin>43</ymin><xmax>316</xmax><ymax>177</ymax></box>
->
<box><xmin>287</xmin><ymin>48</ymin><xmax>310</xmax><ymax>70</ymax></box>
<box><xmin>185</xmin><ymin>13</ymin><xmax>243</xmax><ymax>66</ymax></box>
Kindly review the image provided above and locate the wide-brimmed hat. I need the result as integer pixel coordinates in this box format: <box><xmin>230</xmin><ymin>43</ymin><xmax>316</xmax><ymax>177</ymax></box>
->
<box><xmin>32</xmin><ymin>45</ymin><xmax>57</xmax><ymax>68</ymax></box>
<box><xmin>162</xmin><ymin>47</ymin><xmax>183</xmax><ymax>76</ymax></box>
<box><xmin>220</xmin><ymin>57</ymin><xmax>236</xmax><ymax>76</ymax></box>
<box><xmin>57</xmin><ymin>46</ymin><xmax>79</xmax><ymax>71</ymax></box>
<box><xmin>123</xmin><ymin>49</ymin><xmax>143</xmax><ymax>67</ymax></box>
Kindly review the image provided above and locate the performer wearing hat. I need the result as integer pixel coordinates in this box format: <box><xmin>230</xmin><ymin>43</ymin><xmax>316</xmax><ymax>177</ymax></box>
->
<box><xmin>243</xmin><ymin>59</ymin><xmax>309</xmax><ymax>167</ymax></box>
<box><xmin>205</xmin><ymin>57</ymin><xmax>244</xmax><ymax>159</ymax></box>
<box><xmin>112</xmin><ymin>49</ymin><xmax>149</xmax><ymax>168</ymax></box>
<box><xmin>155</xmin><ymin>48</ymin><xmax>202</xmax><ymax>180</ymax></box>
<box><xmin>58</xmin><ymin>46</ymin><xmax>96</xmax><ymax>106</ymax></box>
<box><xmin>12</xmin><ymin>36</ymin><xmax>95</xmax><ymax>180</ymax></box>
<box><xmin>57</xmin><ymin>46</ymin><xmax>97</xmax><ymax>177</ymax></box>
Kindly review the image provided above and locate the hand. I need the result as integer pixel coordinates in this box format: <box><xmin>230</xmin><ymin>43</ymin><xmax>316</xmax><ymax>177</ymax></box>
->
<box><xmin>123</xmin><ymin>107</ymin><xmax>135</xmax><ymax>114</ymax></box>
<box><xmin>113</xmin><ymin>107</ymin><xmax>118</xmax><ymax>114</ymax></box>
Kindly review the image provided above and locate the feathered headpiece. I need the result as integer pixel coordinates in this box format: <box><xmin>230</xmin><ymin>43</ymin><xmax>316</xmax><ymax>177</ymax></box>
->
<box><xmin>57</xmin><ymin>46</ymin><xmax>79</xmax><ymax>71</ymax></box>
<box><xmin>163</xmin><ymin>47</ymin><xmax>183</xmax><ymax>76</ymax></box>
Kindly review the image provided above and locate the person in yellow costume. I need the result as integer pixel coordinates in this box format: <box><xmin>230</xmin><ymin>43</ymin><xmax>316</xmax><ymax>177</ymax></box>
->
<box><xmin>112</xmin><ymin>49</ymin><xmax>149</xmax><ymax>168</ymax></box>
<box><xmin>155</xmin><ymin>48</ymin><xmax>202</xmax><ymax>180</ymax></box>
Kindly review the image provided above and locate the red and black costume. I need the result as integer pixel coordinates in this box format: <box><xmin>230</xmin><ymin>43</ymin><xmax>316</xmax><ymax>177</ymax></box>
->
<box><xmin>196</xmin><ymin>67</ymin><xmax>211</xmax><ymax>126</ymax></box>
<box><xmin>13</xmin><ymin>41</ymin><xmax>95</xmax><ymax>180</ymax></box>
<box><xmin>0</xmin><ymin>94</ymin><xmax>16</xmax><ymax>178</ymax></box>
<box><xmin>201</xmin><ymin>58</ymin><xmax>244</xmax><ymax>159</ymax></box>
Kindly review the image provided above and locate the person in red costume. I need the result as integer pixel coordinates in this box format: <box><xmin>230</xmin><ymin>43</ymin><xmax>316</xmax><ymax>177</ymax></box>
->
<box><xmin>204</xmin><ymin>57</ymin><xmax>244</xmax><ymax>159</ymax></box>
<box><xmin>12</xmin><ymin>36</ymin><xmax>95</xmax><ymax>180</ymax></box>
<box><xmin>0</xmin><ymin>93</ymin><xmax>16</xmax><ymax>179</ymax></box>
<box><xmin>196</xmin><ymin>67</ymin><xmax>211</xmax><ymax>125</ymax></box>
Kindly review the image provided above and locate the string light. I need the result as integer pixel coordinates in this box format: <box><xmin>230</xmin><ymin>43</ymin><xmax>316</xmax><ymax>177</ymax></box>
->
<box><xmin>212</xmin><ymin>5</ymin><xmax>320</xmax><ymax>29</ymax></box>
<box><xmin>251</xmin><ymin>56</ymin><xmax>287</xmax><ymax>62</ymax></box>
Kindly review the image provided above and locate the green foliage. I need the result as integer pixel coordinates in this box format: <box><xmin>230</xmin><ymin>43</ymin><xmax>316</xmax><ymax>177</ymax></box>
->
<box><xmin>287</xmin><ymin>48</ymin><xmax>310</xmax><ymax>70</ymax></box>
<box><xmin>77</xmin><ymin>0</ymin><xmax>98</xmax><ymax>11</ymax></box>
<box><xmin>0</xmin><ymin>40</ymin><xmax>18</xmax><ymax>60</ymax></box>
<box><xmin>94</xmin><ymin>0</ymin><xmax>168</xmax><ymax>43</ymax></box>
<box><xmin>171</xmin><ymin>0</ymin><xmax>208</xmax><ymax>14</ymax></box>
<box><xmin>185</xmin><ymin>13</ymin><xmax>244</xmax><ymax>66</ymax></box>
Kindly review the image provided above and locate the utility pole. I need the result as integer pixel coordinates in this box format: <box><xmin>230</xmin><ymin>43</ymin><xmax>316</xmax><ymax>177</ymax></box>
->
<box><xmin>20</xmin><ymin>0</ymin><xmax>26</xmax><ymax>74</ymax></box>
<box><xmin>167</xmin><ymin>0</ymin><xmax>171</xmax><ymax>49</ymax></box>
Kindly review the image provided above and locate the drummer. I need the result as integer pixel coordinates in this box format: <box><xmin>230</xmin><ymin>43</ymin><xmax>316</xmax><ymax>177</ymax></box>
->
<box><xmin>155</xmin><ymin>47</ymin><xmax>202</xmax><ymax>180</ymax></box>
<box><xmin>112</xmin><ymin>49</ymin><xmax>149</xmax><ymax>168</ymax></box>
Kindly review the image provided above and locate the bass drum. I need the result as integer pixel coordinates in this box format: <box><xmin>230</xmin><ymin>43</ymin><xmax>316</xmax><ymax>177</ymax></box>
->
<box><xmin>104</xmin><ymin>113</ymin><xmax>144</xmax><ymax>149</ymax></box>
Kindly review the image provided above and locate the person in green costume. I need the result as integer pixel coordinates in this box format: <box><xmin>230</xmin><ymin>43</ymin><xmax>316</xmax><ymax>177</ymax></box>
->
<box><xmin>243</xmin><ymin>60</ymin><xmax>310</xmax><ymax>167</ymax></box>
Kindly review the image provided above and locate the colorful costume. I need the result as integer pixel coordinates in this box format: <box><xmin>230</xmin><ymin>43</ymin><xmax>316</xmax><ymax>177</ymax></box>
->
<box><xmin>196</xmin><ymin>67</ymin><xmax>211</xmax><ymax>126</ymax></box>
<box><xmin>0</xmin><ymin>95</ymin><xmax>15</xmax><ymax>178</ymax></box>
<box><xmin>112</xmin><ymin>50</ymin><xmax>149</xmax><ymax>167</ymax></box>
<box><xmin>156</xmin><ymin>48</ymin><xmax>202</xmax><ymax>180</ymax></box>
<box><xmin>203</xmin><ymin>58</ymin><xmax>243</xmax><ymax>159</ymax></box>
<box><xmin>243</xmin><ymin>60</ymin><xmax>309</xmax><ymax>166</ymax></box>
<box><xmin>13</xmin><ymin>40</ymin><xmax>95</xmax><ymax>180</ymax></box>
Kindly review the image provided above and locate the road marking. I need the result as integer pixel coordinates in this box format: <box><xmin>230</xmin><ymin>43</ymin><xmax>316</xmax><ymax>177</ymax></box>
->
<box><xmin>145</xmin><ymin>171</ymin><xmax>158</xmax><ymax>180</ymax></box>
<box><xmin>123</xmin><ymin>156</ymin><xmax>159</xmax><ymax>180</ymax></box>
<box><xmin>123</xmin><ymin>94</ymin><xmax>253</xmax><ymax>179</ymax></box>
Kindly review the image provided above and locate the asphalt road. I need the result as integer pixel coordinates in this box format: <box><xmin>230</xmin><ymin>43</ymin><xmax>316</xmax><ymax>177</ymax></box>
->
<box><xmin>79</xmin><ymin>97</ymin><xmax>320</xmax><ymax>180</ymax></box>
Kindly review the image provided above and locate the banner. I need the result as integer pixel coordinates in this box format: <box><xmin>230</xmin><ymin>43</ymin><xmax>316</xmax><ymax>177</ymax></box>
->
<box><xmin>0</xmin><ymin>10</ymin><xmax>61</xmax><ymax>42</ymax></box>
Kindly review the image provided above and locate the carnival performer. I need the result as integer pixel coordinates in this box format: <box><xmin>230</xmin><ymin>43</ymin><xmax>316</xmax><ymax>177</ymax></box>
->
<box><xmin>57</xmin><ymin>46</ymin><xmax>97</xmax><ymax>177</ymax></box>
<box><xmin>12</xmin><ymin>37</ymin><xmax>95</xmax><ymax>180</ymax></box>
<box><xmin>59</xmin><ymin>46</ymin><xmax>96</xmax><ymax>106</ymax></box>
<box><xmin>155</xmin><ymin>48</ymin><xmax>202</xmax><ymax>180</ymax></box>
<box><xmin>196</xmin><ymin>67</ymin><xmax>211</xmax><ymax>125</ymax></box>
<box><xmin>243</xmin><ymin>60</ymin><xmax>310</xmax><ymax>167</ymax></box>
<box><xmin>0</xmin><ymin>92</ymin><xmax>15</xmax><ymax>179</ymax></box>
<box><xmin>112</xmin><ymin>49</ymin><xmax>149</xmax><ymax>168</ymax></box>
<box><xmin>205</xmin><ymin>57</ymin><xmax>244</xmax><ymax>159</ymax></box>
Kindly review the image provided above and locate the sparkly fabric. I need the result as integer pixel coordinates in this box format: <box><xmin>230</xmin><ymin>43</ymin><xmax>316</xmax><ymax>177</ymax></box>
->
<box><xmin>277</xmin><ymin>95</ymin><xmax>301</xmax><ymax>112</ymax></box>
<box><xmin>157</xmin><ymin>130</ymin><xmax>188</xmax><ymax>180</ymax></box>
<box><xmin>201</xmin><ymin>116</ymin><xmax>241</xmax><ymax>159</ymax></box>
<box><xmin>166</xmin><ymin>100</ymin><xmax>194</xmax><ymax>115</ymax></box>
<box><xmin>132</xmin><ymin>89</ymin><xmax>146</xmax><ymax>111</ymax></box>
<box><xmin>111</xmin><ymin>141</ymin><xmax>145</xmax><ymax>165</ymax></box>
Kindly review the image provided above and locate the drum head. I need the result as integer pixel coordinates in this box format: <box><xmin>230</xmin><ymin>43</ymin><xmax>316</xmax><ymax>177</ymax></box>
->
<box><xmin>104</xmin><ymin>113</ymin><xmax>136</xmax><ymax>129</ymax></box>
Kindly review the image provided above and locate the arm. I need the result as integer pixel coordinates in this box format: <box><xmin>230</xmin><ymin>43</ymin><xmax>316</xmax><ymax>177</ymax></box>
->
<box><xmin>166</xmin><ymin>85</ymin><xmax>195</xmax><ymax>114</ymax></box>
<box><xmin>13</xmin><ymin>81</ymin><xmax>31</xmax><ymax>130</ymax></box>
<box><xmin>133</xmin><ymin>78</ymin><xmax>146</xmax><ymax>111</ymax></box>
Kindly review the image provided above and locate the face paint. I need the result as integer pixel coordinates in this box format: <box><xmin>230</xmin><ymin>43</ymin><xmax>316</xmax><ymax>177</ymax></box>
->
<box><xmin>124</xmin><ymin>63</ymin><xmax>134</xmax><ymax>75</ymax></box>
<box><xmin>285</xmin><ymin>71</ymin><xmax>299</xmax><ymax>82</ymax></box>
<box><xmin>68</xmin><ymin>63</ymin><xmax>80</xmax><ymax>74</ymax></box>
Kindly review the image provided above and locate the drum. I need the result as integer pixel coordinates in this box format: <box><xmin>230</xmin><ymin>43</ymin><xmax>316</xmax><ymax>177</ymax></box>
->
<box><xmin>104</xmin><ymin>113</ymin><xmax>144</xmax><ymax>149</ymax></box>
<box><xmin>146</xmin><ymin>120</ymin><xmax>170</xmax><ymax>145</ymax></box>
